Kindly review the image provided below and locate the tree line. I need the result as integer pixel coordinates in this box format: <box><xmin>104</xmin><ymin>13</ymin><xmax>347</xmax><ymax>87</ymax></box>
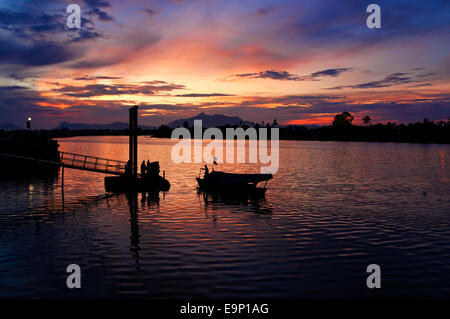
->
<box><xmin>1</xmin><ymin>112</ymin><xmax>449</xmax><ymax>144</ymax></box>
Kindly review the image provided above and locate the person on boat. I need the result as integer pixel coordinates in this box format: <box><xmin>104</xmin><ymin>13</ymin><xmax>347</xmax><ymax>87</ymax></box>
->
<box><xmin>147</xmin><ymin>161</ymin><xmax>160</xmax><ymax>177</ymax></box>
<box><xmin>146</xmin><ymin>160</ymin><xmax>151</xmax><ymax>176</ymax></box>
<box><xmin>125</xmin><ymin>160</ymin><xmax>132</xmax><ymax>175</ymax></box>
<box><xmin>203</xmin><ymin>165</ymin><xmax>209</xmax><ymax>176</ymax></box>
<box><xmin>140</xmin><ymin>160</ymin><xmax>146</xmax><ymax>176</ymax></box>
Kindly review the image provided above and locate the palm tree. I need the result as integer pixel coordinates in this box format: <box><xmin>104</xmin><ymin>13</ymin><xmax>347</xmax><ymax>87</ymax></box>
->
<box><xmin>362</xmin><ymin>115</ymin><xmax>372</xmax><ymax>126</ymax></box>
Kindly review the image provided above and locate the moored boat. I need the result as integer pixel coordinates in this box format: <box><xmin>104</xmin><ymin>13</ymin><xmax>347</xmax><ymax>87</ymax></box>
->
<box><xmin>196</xmin><ymin>166</ymin><xmax>272</xmax><ymax>196</ymax></box>
<box><xmin>105</xmin><ymin>174</ymin><xmax>170</xmax><ymax>193</ymax></box>
<box><xmin>105</xmin><ymin>161</ymin><xmax>170</xmax><ymax>193</ymax></box>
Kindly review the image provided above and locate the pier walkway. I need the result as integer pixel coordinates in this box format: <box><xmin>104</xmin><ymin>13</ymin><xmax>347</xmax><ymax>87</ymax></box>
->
<box><xmin>0</xmin><ymin>151</ymin><xmax>127</xmax><ymax>175</ymax></box>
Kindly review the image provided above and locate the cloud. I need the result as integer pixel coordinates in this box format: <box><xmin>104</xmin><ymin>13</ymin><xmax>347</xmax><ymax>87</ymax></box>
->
<box><xmin>2</xmin><ymin>83</ymin><xmax>449</xmax><ymax>128</ymax></box>
<box><xmin>233</xmin><ymin>68</ymin><xmax>352</xmax><ymax>81</ymax></box>
<box><xmin>0</xmin><ymin>39</ymin><xmax>81</xmax><ymax>66</ymax></box>
<box><xmin>82</xmin><ymin>0</ymin><xmax>114</xmax><ymax>22</ymax></box>
<box><xmin>0</xmin><ymin>6</ymin><xmax>104</xmax><ymax>45</ymax></box>
<box><xmin>310</xmin><ymin>68</ymin><xmax>352</xmax><ymax>78</ymax></box>
<box><xmin>74</xmin><ymin>76</ymin><xmax>123</xmax><ymax>81</ymax></box>
<box><xmin>87</xmin><ymin>7</ymin><xmax>114</xmax><ymax>22</ymax></box>
<box><xmin>175</xmin><ymin>93</ymin><xmax>234</xmax><ymax>97</ymax></box>
<box><xmin>0</xmin><ymin>8</ymin><xmax>64</xmax><ymax>38</ymax></box>
<box><xmin>66</xmin><ymin>33</ymin><xmax>160</xmax><ymax>68</ymax></box>
<box><xmin>54</xmin><ymin>82</ymin><xmax>186</xmax><ymax>98</ymax></box>
<box><xmin>83</xmin><ymin>0</ymin><xmax>111</xmax><ymax>7</ymax></box>
<box><xmin>329</xmin><ymin>73</ymin><xmax>414</xmax><ymax>90</ymax></box>
<box><xmin>327</xmin><ymin>68</ymin><xmax>443</xmax><ymax>90</ymax></box>
<box><xmin>235</xmin><ymin>70</ymin><xmax>301</xmax><ymax>81</ymax></box>
<box><xmin>0</xmin><ymin>86</ymin><xmax>29</xmax><ymax>92</ymax></box>
<box><xmin>141</xmin><ymin>8</ymin><xmax>161</xmax><ymax>18</ymax></box>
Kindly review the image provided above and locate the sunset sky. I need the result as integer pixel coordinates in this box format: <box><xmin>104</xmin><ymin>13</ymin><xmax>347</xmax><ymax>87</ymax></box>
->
<box><xmin>0</xmin><ymin>0</ymin><xmax>449</xmax><ymax>129</ymax></box>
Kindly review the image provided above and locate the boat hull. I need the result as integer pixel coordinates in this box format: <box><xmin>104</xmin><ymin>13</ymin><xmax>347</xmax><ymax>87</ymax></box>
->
<box><xmin>196</xmin><ymin>177</ymin><xmax>267</xmax><ymax>197</ymax></box>
<box><xmin>105</xmin><ymin>175</ymin><xmax>170</xmax><ymax>193</ymax></box>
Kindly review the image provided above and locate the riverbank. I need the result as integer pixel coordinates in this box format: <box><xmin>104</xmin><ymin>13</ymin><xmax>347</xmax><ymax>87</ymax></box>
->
<box><xmin>2</xmin><ymin>120</ymin><xmax>449</xmax><ymax>144</ymax></box>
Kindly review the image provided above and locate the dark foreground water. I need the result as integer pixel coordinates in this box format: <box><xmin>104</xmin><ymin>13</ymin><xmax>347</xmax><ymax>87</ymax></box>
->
<box><xmin>0</xmin><ymin>137</ymin><xmax>449</xmax><ymax>298</ymax></box>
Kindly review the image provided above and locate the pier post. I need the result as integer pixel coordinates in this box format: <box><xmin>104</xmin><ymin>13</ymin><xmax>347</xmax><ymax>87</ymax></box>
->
<box><xmin>129</xmin><ymin>106</ymin><xmax>139</xmax><ymax>177</ymax></box>
<box><xmin>61</xmin><ymin>165</ymin><xmax>65</xmax><ymax>208</ymax></box>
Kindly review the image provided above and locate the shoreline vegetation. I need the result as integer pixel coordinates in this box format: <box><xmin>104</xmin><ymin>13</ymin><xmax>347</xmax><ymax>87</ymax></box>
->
<box><xmin>1</xmin><ymin>113</ymin><xmax>449</xmax><ymax>144</ymax></box>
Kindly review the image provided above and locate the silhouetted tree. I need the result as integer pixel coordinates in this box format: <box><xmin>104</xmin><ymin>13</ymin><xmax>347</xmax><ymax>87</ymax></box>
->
<box><xmin>332</xmin><ymin>112</ymin><xmax>354</xmax><ymax>128</ymax></box>
<box><xmin>273</xmin><ymin>119</ymin><xmax>278</xmax><ymax>126</ymax></box>
<box><xmin>362</xmin><ymin>115</ymin><xmax>372</xmax><ymax>126</ymax></box>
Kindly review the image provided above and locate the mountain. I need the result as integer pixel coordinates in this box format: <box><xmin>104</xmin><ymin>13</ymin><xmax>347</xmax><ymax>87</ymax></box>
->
<box><xmin>0</xmin><ymin>122</ymin><xmax>22</xmax><ymax>130</ymax></box>
<box><xmin>56</xmin><ymin>121</ymin><xmax>155</xmax><ymax>130</ymax></box>
<box><xmin>168</xmin><ymin>112</ymin><xmax>252</xmax><ymax>128</ymax></box>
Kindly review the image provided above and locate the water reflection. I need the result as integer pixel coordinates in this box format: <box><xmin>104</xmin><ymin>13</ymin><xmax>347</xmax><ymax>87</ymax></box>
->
<box><xmin>126</xmin><ymin>192</ymin><xmax>141</xmax><ymax>266</ymax></box>
<box><xmin>140</xmin><ymin>191</ymin><xmax>161</xmax><ymax>210</ymax></box>
<box><xmin>199</xmin><ymin>190</ymin><xmax>273</xmax><ymax>217</ymax></box>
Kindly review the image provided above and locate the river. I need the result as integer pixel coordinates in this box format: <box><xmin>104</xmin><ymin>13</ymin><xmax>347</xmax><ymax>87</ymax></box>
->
<box><xmin>0</xmin><ymin>136</ymin><xmax>449</xmax><ymax>298</ymax></box>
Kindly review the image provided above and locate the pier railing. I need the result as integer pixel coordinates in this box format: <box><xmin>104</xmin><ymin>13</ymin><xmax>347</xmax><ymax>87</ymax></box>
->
<box><xmin>60</xmin><ymin>152</ymin><xmax>127</xmax><ymax>175</ymax></box>
<box><xmin>0</xmin><ymin>151</ymin><xmax>127</xmax><ymax>175</ymax></box>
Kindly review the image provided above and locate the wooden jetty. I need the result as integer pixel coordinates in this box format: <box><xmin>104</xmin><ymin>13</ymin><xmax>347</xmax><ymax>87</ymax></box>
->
<box><xmin>0</xmin><ymin>106</ymin><xmax>170</xmax><ymax>193</ymax></box>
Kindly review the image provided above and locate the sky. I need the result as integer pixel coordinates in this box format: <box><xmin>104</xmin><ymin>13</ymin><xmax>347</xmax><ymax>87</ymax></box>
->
<box><xmin>0</xmin><ymin>0</ymin><xmax>449</xmax><ymax>129</ymax></box>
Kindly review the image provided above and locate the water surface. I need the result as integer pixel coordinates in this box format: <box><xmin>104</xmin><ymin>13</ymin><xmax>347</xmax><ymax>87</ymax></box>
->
<box><xmin>0</xmin><ymin>137</ymin><xmax>449</xmax><ymax>298</ymax></box>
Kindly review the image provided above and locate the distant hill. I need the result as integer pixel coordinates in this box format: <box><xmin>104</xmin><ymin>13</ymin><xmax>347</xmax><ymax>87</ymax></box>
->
<box><xmin>56</xmin><ymin>121</ymin><xmax>155</xmax><ymax>130</ymax></box>
<box><xmin>0</xmin><ymin>122</ymin><xmax>22</xmax><ymax>130</ymax></box>
<box><xmin>168</xmin><ymin>112</ymin><xmax>252</xmax><ymax>128</ymax></box>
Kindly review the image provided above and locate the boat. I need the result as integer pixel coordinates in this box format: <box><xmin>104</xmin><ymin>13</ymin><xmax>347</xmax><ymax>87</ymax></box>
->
<box><xmin>196</xmin><ymin>167</ymin><xmax>272</xmax><ymax>196</ymax></box>
<box><xmin>105</xmin><ymin>174</ymin><xmax>170</xmax><ymax>193</ymax></box>
<box><xmin>105</xmin><ymin>161</ymin><xmax>170</xmax><ymax>193</ymax></box>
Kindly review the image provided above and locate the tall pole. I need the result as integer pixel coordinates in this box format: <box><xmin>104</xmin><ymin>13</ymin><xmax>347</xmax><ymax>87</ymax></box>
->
<box><xmin>129</xmin><ymin>105</ymin><xmax>139</xmax><ymax>177</ymax></box>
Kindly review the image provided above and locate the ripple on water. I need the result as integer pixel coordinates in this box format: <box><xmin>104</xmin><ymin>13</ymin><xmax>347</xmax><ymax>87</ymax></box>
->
<box><xmin>0</xmin><ymin>138</ymin><xmax>449</xmax><ymax>298</ymax></box>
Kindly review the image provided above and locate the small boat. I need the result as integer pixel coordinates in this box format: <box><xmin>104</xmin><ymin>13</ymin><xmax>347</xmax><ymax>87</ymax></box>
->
<box><xmin>196</xmin><ymin>166</ymin><xmax>272</xmax><ymax>196</ymax></box>
<box><xmin>105</xmin><ymin>161</ymin><xmax>170</xmax><ymax>193</ymax></box>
